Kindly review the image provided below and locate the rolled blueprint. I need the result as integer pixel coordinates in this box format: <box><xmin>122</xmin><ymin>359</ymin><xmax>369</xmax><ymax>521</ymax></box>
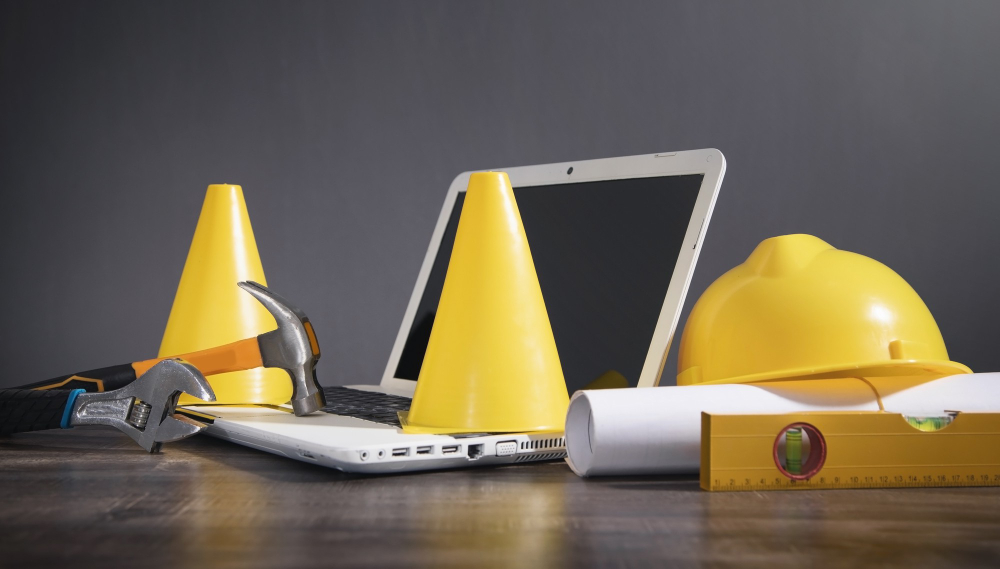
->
<box><xmin>564</xmin><ymin>373</ymin><xmax>1000</xmax><ymax>477</ymax></box>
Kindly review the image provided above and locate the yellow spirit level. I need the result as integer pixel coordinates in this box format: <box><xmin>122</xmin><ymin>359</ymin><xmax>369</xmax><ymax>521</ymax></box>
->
<box><xmin>700</xmin><ymin>411</ymin><xmax>1000</xmax><ymax>492</ymax></box>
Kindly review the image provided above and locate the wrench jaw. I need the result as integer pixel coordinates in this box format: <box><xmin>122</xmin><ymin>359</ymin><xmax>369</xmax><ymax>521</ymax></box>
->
<box><xmin>69</xmin><ymin>359</ymin><xmax>216</xmax><ymax>452</ymax></box>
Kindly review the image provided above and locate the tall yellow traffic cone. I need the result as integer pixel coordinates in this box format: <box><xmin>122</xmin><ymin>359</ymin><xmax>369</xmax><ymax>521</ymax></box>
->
<box><xmin>159</xmin><ymin>184</ymin><xmax>291</xmax><ymax>406</ymax></box>
<box><xmin>399</xmin><ymin>172</ymin><xmax>569</xmax><ymax>434</ymax></box>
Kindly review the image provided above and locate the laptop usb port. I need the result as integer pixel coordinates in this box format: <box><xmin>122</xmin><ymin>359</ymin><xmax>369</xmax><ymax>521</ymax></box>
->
<box><xmin>392</xmin><ymin>448</ymin><xmax>409</xmax><ymax>457</ymax></box>
<box><xmin>442</xmin><ymin>445</ymin><xmax>459</xmax><ymax>454</ymax></box>
<box><xmin>416</xmin><ymin>445</ymin><xmax>433</xmax><ymax>455</ymax></box>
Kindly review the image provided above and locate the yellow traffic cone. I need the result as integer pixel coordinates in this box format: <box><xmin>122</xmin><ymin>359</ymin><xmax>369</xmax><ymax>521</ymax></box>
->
<box><xmin>399</xmin><ymin>172</ymin><xmax>569</xmax><ymax>434</ymax></box>
<box><xmin>582</xmin><ymin>370</ymin><xmax>629</xmax><ymax>391</ymax></box>
<box><xmin>159</xmin><ymin>184</ymin><xmax>291</xmax><ymax>406</ymax></box>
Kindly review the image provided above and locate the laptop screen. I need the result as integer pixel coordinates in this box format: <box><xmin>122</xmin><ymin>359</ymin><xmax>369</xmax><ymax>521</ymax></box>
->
<box><xmin>394</xmin><ymin>174</ymin><xmax>704</xmax><ymax>393</ymax></box>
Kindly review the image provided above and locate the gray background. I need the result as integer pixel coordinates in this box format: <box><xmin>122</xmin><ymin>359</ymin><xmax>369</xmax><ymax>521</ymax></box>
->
<box><xmin>2</xmin><ymin>1</ymin><xmax>998</xmax><ymax>390</ymax></box>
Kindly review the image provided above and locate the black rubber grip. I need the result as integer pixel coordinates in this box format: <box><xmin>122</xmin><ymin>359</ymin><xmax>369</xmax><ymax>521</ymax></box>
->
<box><xmin>17</xmin><ymin>363</ymin><xmax>138</xmax><ymax>393</ymax></box>
<box><xmin>0</xmin><ymin>389</ymin><xmax>72</xmax><ymax>435</ymax></box>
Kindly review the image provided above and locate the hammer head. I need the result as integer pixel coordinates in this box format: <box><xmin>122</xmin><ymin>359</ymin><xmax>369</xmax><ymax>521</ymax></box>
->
<box><xmin>238</xmin><ymin>281</ymin><xmax>326</xmax><ymax>416</ymax></box>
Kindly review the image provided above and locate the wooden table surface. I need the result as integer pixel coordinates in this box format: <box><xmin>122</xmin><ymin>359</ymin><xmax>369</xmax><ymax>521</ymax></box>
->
<box><xmin>2</xmin><ymin>427</ymin><xmax>999</xmax><ymax>568</ymax></box>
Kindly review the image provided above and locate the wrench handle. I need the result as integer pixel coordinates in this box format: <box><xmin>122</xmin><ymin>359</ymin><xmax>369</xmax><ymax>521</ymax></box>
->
<box><xmin>0</xmin><ymin>389</ymin><xmax>78</xmax><ymax>435</ymax></box>
<box><xmin>18</xmin><ymin>337</ymin><xmax>263</xmax><ymax>394</ymax></box>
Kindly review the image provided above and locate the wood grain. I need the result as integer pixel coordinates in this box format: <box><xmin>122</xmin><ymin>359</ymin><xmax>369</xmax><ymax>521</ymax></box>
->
<box><xmin>2</xmin><ymin>428</ymin><xmax>1000</xmax><ymax>568</ymax></box>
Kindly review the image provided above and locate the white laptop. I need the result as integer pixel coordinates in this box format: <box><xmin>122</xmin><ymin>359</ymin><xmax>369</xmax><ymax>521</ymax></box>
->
<box><xmin>182</xmin><ymin>149</ymin><xmax>725</xmax><ymax>473</ymax></box>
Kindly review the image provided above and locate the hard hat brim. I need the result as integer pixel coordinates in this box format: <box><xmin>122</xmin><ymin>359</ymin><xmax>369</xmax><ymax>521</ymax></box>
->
<box><xmin>691</xmin><ymin>360</ymin><xmax>972</xmax><ymax>386</ymax></box>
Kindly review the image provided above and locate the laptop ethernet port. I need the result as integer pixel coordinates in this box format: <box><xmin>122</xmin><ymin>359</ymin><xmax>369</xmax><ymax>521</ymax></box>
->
<box><xmin>442</xmin><ymin>445</ymin><xmax>460</xmax><ymax>454</ymax></box>
<box><xmin>467</xmin><ymin>444</ymin><xmax>484</xmax><ymax>460</ymax></box>
<box><xmin>416</xmin><ymin>445</ymin><xmax>433</xmax><ymax>455</ymax></box>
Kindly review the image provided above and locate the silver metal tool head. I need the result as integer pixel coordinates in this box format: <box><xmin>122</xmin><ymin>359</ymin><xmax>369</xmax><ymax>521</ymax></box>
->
<box><xmin>238</xmin><ymin>281</ymin><xmax>326</xmax><ymax>416</ymax></box>
<box><xmin>69</xmin><ymin>359</ymin><xmax>216</xmax><ymax>452</ymax></box>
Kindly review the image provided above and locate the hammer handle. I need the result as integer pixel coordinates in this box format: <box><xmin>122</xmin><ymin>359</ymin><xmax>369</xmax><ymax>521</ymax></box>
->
<box><xmin>131</xmin><ymin>337</ymin><xmax>263</xmax><ymax>379</ymax></box>
<box><xmin>18</xmin><ymin>363</ymin><xmax>138</xmax><ymax>393</ymax></box>
<box><xmin>19</xmin><ymin>337</ymin><xmax>263</xmax><ymax>394</ymax></box>
<box><xmin>0</xmin><ymin>389</ymin><xmax>76</xmax><ymax>435</ymax></box>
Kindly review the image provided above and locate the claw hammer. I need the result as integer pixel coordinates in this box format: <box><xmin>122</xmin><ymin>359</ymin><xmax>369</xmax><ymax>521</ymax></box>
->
<box><xmin>20</xmin><ymin>282</ymin><xmax>326</xmax><ymax>416</ymax></box>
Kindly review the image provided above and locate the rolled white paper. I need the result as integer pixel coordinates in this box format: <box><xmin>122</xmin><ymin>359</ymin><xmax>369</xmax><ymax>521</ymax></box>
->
<box><xmin>872</xmin><ymin>374</ymin><xmax>1000</xmax><ymax>414</ymax></box>
<box><xmin>564</xmin><ymin>373</ymin><xmax>1000</xmax><ymax>477</ymax></box>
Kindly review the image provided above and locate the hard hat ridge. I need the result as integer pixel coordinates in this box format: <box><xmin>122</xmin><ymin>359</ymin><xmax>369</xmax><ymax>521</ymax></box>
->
<box><xmin>745</xmin><ymin>234</ymin><xmax>833</xmax><ymax>277</ymax></box>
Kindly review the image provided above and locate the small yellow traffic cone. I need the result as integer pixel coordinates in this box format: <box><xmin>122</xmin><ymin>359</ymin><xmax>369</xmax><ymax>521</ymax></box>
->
<box><xmin>582</xmin><ymin>370</ymin><xmax>629</xmax><ymax>391</ymax></box>
<box><xmin>399</xmin><ymin>172</ymin><xmax>569</xmax><ymax>434</ymax></box>
<box><xmin>159</xmin><ymin>184</ymin><xmax>291</xmax><ymax>405</ymax></box>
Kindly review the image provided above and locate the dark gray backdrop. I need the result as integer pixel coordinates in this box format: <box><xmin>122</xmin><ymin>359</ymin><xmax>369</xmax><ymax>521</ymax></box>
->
<box><xmin>2</xmin><ymin>1</ymin><xmax>998</xmax><ymax>389</ymax></box>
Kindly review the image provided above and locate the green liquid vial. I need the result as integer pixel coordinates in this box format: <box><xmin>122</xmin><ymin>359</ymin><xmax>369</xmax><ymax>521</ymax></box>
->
<box><xmin>906</xmin><ymin>416</ymin><xmax>954</xmax><ymax>432</ymax></box>
<box><xmin>786</xmin><ymin>428</ymin><xmax>802</xmax><ymax>475</ymax></box>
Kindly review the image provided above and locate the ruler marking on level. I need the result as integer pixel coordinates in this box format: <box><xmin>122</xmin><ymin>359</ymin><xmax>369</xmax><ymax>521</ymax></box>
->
<box><xmin>714</xmin><ymin>431</ymin><xmax>1000</xmax><ymax>439</ymax></box>
<box><xmin>714</xmin><ymin>464</ymin><xmax>1000</xmax><ymax>471</ymax></box>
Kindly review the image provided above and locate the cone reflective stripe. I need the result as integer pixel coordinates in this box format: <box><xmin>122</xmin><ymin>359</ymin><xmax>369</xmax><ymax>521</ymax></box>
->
<box><xmin>400</xmin><ymin>172</ymin><xmax>569</xmax><ymax>434</ymax></box>
<box><xmin>160</xmin><ymin>184</ymin><xmax>291</xmax><ymax>405</ymax></box>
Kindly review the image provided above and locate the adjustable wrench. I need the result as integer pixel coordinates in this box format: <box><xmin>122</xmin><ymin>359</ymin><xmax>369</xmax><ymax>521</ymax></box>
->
<box><xmin>0</xmin><ymin>359</ymin><xmax>215</xmax><ymax>452</ymax></box>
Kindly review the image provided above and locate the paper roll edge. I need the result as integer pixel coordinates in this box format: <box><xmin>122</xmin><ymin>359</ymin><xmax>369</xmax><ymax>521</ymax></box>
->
<box><xmin>565</xmin><ymin>390</ymin><xmax>596</xmax><ymax>476</ymax></box>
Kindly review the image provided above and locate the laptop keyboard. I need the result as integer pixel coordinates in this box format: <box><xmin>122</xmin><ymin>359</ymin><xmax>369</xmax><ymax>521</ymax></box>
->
<box><xmin>320</xmin><ymin>386</ymin><xmax>411</xmax><ymax>428</ymax></box>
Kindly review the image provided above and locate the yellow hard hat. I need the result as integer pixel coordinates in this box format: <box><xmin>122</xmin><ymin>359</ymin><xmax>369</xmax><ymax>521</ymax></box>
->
<box><xmin>676</xmin><ymin>234</ymin><xmax>970</xmax><ymax>386</ymax></box>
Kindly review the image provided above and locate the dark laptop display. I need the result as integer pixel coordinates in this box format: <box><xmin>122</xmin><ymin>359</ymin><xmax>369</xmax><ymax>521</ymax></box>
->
<box><xmin>394</xmin><ymin>174</ymin><xmax>703</xmax><ymax>393</ymax></box>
